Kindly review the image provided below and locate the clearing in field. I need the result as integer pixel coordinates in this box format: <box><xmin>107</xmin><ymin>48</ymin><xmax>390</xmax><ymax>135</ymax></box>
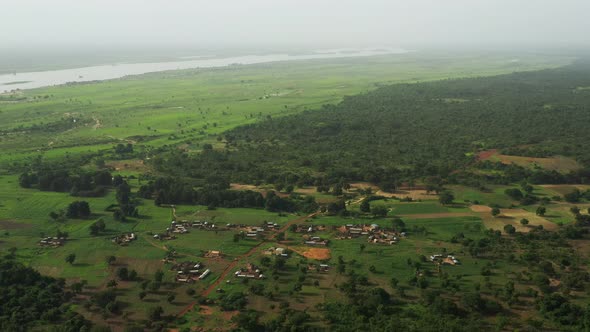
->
<box><xmin>0</xmin><ymin>219</ymin><xmax>32</xmax><ymax>229</ymax></box>
<box><xmin>477</xmin><ymin>149</ymin><xmax>581</xmax><ymax>172</ymax></box>
<box><xmin>539</xmin><ymin>184</ymin><xmax>590</xmax><ymax>196</ymax></box>
<box><xmin>479</xmin><ymin>208</ymin><xmax>558</xmax><ymax>232</ymax></box>
<box><xmin>289</xmin><ymin>247</ymin><xmax>331</xmax><ymax>260</ymax></box>
<box><xmin>105</xmin><ymin>159</ymin><xmax>149</xmax><ymax>172</ymax></box>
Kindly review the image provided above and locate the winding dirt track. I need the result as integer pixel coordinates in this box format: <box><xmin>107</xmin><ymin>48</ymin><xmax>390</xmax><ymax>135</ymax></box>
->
<box><xmin>177</xmin><ymin>212</ymin><xmax>318</xmax><ymax>317</ymax></box>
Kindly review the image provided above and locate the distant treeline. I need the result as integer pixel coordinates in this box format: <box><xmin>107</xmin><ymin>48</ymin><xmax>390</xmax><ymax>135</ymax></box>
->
<box><xmin>150</xmin><ymin>62</ymin><xmax>590</xmax><ymax>190</ymax></box>
<box><xmin>19</xmin><ymin>169</ymin><xmax>114</xmax><ymax>197</ymax></box>
<box><xmin>138</xmin><ymin>176</ymin><xmax>318</xmax><ymax>213</ymax></box>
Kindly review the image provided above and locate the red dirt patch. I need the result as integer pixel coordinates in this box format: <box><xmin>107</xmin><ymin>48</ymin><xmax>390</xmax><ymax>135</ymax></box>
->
<box><xmin>301</xmin><ymin>248</ymin><xmax>331</xmax><ymax>260</ymax></box>
<box><xmin>477</xmin><ymin>149</ymin><xmax>499</xmax><ymax>161</ymax></box>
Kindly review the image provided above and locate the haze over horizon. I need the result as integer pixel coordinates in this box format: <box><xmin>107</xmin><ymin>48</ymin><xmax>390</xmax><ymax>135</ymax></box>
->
<box><xmin>2</xmin><ymin>0</ymin><xmax>589</xmax><ymax>50</ymax></box>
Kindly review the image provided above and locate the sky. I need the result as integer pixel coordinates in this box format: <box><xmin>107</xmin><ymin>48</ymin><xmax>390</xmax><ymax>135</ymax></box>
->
<box><xmin>1</xmin><ymin>0</ymin><xmax>589</xmax><ymax>49</ymax></box>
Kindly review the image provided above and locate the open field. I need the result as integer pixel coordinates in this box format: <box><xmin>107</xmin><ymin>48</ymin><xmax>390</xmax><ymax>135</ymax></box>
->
<box><xmin>477</xmin><ymin>149</ymin><xmax>582</xmax><ymax>172</ymax></box>
<box><xmin>0</xmin><ymin>52</ymin><xmax>572</xmax><ymax>168</ymax></box>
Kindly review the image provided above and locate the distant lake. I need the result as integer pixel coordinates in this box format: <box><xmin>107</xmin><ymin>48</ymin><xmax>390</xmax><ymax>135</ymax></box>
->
<box><xmin>0</xmin><ymin>48</ymin><xmax>408</xmax><ymax>92</ymax></box>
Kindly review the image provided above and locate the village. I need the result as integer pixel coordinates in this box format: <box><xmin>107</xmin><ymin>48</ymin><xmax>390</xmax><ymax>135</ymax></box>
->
<box><xmin>171</xmin><ymin>261</ymin><xmax>211</xmax><ymax>283</ymax></box>
<box><xmin>234</xmin><ymin>263</ymin><xmax>265</xmax><ymax>279</ymax></box>
<box><xmin>429</xmin><ymin>254</ymin><xmax>461</xmax><ymax>266</ymax></box>
<box><xmin>38</xmin><ymin>236</ymin><xmax>66</xmax><ymax>248</ymax></box>
<box><xmin>112</xmin><ymin>232</ymin><xmax>136</xmax><ymax>246</ymax></box>
<box><xmin>334</xmin><ymin>223</ymin><xmax>406</xmax><ymax>245</ymax></box>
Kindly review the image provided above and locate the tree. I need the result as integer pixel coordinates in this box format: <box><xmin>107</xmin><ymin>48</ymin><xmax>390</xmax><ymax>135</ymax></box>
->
<box><xmin>107</xmin><ymin>279</ymin><xmax>118</xmax><ymax>288</ymax></box>
<box><xmin>147</xmin><ymin>306</ymin><xmax>163</xmax><ymax>321</ymax></box>
<box><xmin>359</xmin><ymin>244</ymin><xmax>366</xmax><ymax>253</ymax></box>
<box><xmin>360</xmin><ymin>199</ymin><xmax>371</xmax><ymax>213</ymax></box>
<box><xmin>390</xmin><ymin>277</ymin><xmax>399</xmax><ymax>288</ymax></box>
<box><xmin>167</xmin><ymin>293</ymin><xmax>176</xmax><ymax>303</ymax></box>
<box><xmin>106</xmin><ymin>256</ymin><xmax>116</xmax><ymax>265</ymax></box>
<box><xmin>536</xmin><ymin>206</ymin><xmax>546</xmax><ymax>216</ymax></box>
<box><xmin>154</xmin><ymin>270</ymin><xmax>164</xmax><ymax>283</ymax></box>
<box><xmin>49</xmin><ymin>211</ymin><xmax>60</xmax><ymax>221</ymax></box>
<box><xmin>564</xmin><ymin>189</ymin><xmax>581</xmax><ymax>203</ymax></box>
<box><xmin>571</xmin><ymin>206</ymin><xmax>581</xmax><ymax>215</ymax></box>
<box><xmin>491</xmin><ymin>207</ymin><xmax>501</xmax><ymax>217</ymax></box>
<box><xmin>439</xmin><ymin>191</ymin><xmax>454</xmax><ymax>205</ymax></box>
<box><xmin>520</xmin><ymin>218</ymin><xmax>529</xmax><ymax>226</ymax></box>
<box><xmin>392</xmin><ymin>218</ymin><xmax>406</xmax><ymax>231</ymax></box>
<box><xmin>504</xmin><ymin>188</ymin><xmax>523</xmax><ymax>200</ymax></box>
<box><xmin>117</xmin><ymin>267</ymin><xmax>129</xmax><ymax>281</ymax></box>
<box><xmin>503</xmin><ymin>224</ymin><xmax>516</xmax><ymax>235</ymax></box>
<box><xmin>65</xmin><ymin>253</ymin><xmax>76</xmax><ymax>265</ymax></box>
<box><xmin>371</xmin><ymin>205</ymin><xmax>388</xmax><ymax>218</ymax></box>
<box><xmin>66</xmin><ymin>201</ymin><xmax>91</xmax><ymax>218</ymax></box>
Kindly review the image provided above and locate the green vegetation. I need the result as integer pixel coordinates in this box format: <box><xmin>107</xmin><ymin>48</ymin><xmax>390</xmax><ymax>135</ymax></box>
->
<box><xmin>2</xmin><ymin>53</ymin><xmax>590</xmax><ymax>331</ymax></box>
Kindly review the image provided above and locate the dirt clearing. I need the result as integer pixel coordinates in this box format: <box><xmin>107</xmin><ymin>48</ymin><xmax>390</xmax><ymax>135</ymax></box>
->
<box><xmin>301</xmin><ymin>248</ymin><xmax>331</xmax><ymax>260</ymax></box>
<box><xmin>479</xmin><ymin>208</ymin><xmax>558</xmax><ymax>232</ymax></box>
<box><xmin>398</xmin><ymin>212</ymin><xmax>473</xmax><ymax>219</ymax></box>
<box><xmin>106</xmin><ymin>159</ymin><xmax>148</xmax><ymax>172</ymax></box>
<box><xmin>477</xmin><ymin>150</ymin><xmax>581</xmax><ymax>172</ymax></box>
<box><xmin>0</xmin><ymin>220</ymin><xmax>32</xmax><ymax>230</ymax></box>
<box><xmin>470</xmin><ymin>205</ymin><xmax>492</xmax><ymax>213</ymax></box>
<box><xmin>288</xmin><ymin>246</ymin><xmax>332</xmax><ymax>260</ymax></box>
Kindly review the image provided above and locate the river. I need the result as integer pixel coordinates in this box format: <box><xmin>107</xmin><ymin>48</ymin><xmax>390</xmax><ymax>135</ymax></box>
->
<box><xmin>0</xmin><ymin>48</ymin><xmax>407</xmax><ymax>92</ymax></box>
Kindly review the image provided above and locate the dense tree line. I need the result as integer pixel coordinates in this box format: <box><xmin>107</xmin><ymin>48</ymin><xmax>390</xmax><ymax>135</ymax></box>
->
<box><xmin>0</xmin><ymin>257</ymin><xmax>91</xmax><ymax>331</ymax></box>
<box><xmin>19</xmin><ymin>168</ymin><xmax>113</xmax><ymax>197</ymax></box>
<box><xmin>151</xmin><ymin>62</ymin><xmax>590</xmax><ymax>190</ymax></box>
<box><xmin>138</xmin><ymin>176</ymin><xmax>319</xmax><ymax>212</ymax></box>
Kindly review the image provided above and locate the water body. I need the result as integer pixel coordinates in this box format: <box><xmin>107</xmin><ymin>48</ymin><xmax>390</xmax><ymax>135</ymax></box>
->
<box><xmin>0</xmin><ymin>48</ymin><xmax>407</xmax><ymax>92</ymax></box>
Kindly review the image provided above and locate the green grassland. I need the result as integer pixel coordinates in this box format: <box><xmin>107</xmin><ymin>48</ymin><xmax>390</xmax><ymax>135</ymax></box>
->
<box><xmin>0</xmin><ymin>52</ymin><xmax>572</xmax><ymax>167</ymax></box>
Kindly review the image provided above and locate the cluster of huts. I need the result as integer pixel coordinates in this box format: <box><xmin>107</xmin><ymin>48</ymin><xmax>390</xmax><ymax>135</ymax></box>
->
<box><xmin>264</xmin><ymin>246</ymin><xmax>289</xmax><ymax>257</ymax></box>
<box><xmin>172</xmin><ymin>261</ymin><xmax>211</xmax><ymax>283</ymax></box>
<box><xmin>302</xmin><ymin>235</ymin><xmax>329</xmax><ymax>246</ymax></box>
<box><xmin>112</xmin><ymin>233</ymin><xmax>136</xmax><ymax>246</ymax></box>
<box><xmin>307</xmin><ymin>263</ymin><xmax>330</xmax><ymax>272</ymax></box>
<box><xmin>430</xmin><ymin>254</ymin><xmax>461</xmax><ymax>265</ymax></box>
<box><xmin>204</xmin><ymin>250</ymin><xmax>223</xmax><ymax>258</ymax></box>
<box><xmin>38</xmin><ymin>237</ymin><xmax>65</xmax><ymax>247</ymax></box>
<box><xmin>292</xmin><ymin>224</ymin><xmax>327</xmax><ymax>233</ymax></box>
<box><xmin>234</xmin><ymin>263</ymin><xmax>265</xmax><ymax>279</ymax></box>
<box><xmin>336</xmin><ymin>223</ymin><xmax>405</xmax><ymax>245</ymax></box>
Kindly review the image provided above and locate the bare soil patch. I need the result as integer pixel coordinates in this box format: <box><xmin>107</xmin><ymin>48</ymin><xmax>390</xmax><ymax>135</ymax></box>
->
<box><xmin>477</xmin><ymin>150</ymin><xmax>581</xmax><ymax>172</ymax></box>
<box><xmin>230</xmin><ymin>183</ymin><xmax>259</xmax><ymax>191</ymax></box>
<box><xmin>480</xmin><ymin>208</ymin><xmax>558</xmax><ymax>232</ymax></box>
<box><xmin>301</xmin><ymin>248</ymin><xmax>331</xmax><ymax>260</ymax></box>
<box><xmin>0</xmin><ymin>220</ymin><xmax>32</xmax><ymax>230</ymax></box>
<box><xmin>106</xmin><ymin>159</ymin><xmax>148</xmax><ymax>172</ymax></box>
<box><xmin>470</xmin><ymin>205</ymin><xmax>492</xmax><ymax>213</ymax></box>
<box><xmin>398</xmin><ymin>212</ymin><xmax>473</xmax><ymax>219</ymax></box>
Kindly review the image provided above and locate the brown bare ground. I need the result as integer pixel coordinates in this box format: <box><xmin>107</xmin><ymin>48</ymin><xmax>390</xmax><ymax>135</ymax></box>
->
<box><xmin>106</xmin><ymin>159</ymin><xmax>148</xmax><ymax>172</ymax></box>
<box><xmin>470</xmin><ymin>205</ymin><xmax>492</xmax><ymax>213</ymax></box>
<box><xmin>230</xmin><ymin>183</ymin><xmax>259</xmax><ymax>191</ymax></box>
<box><xmin>301</xmin><ymin>248</ymin><xmax>331</xmax><ymax>260</ymax></box>
<box><xmin>397</xmin><ymin>212</ymin><xmax>473</xmax><ymax>219</ymax></box>
<box><xmin>0</xmin><ymin>220</ymin><xmax>32</xmax><ymax>229</ymax></box>
<box><xmin>478</xmin><ymin>150</ymin><xmax>581</xmax><ymax>172</ymax></box>
<box><xmin>478</xmin><ymin>208</ymin><xmax>558</xmax><ymax>232</ymax></box>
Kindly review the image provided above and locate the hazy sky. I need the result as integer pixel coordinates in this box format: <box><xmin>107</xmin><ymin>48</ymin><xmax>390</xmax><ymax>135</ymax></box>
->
<box><xmin>2</xmin><ymin>0</ymin><xmax>589</xmax><ymax>48</ymax></box>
